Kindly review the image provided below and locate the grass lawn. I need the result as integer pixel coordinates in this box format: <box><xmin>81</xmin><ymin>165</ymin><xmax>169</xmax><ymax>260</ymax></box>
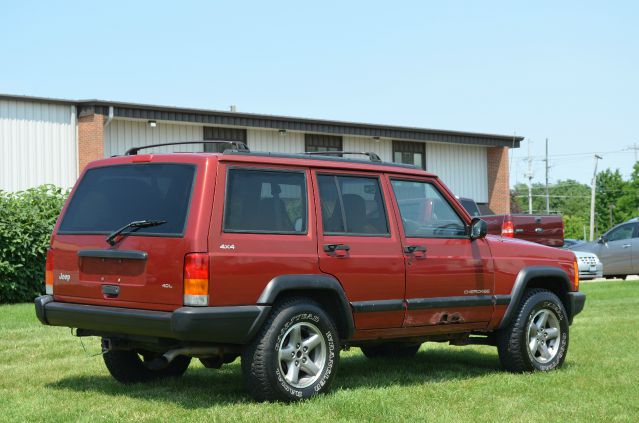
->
<box><xmin>1</xmin><ymin>281</ymin><xmax>638</xmax><ymax>422</ymax></box>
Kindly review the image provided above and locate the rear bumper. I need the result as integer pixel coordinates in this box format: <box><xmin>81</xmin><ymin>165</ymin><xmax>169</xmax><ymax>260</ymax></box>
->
<box><xmin>34</xmin><ymin>295</ymin><xmax>270</xmax><ymax>344</ymax></box>
<box><xmin>567</xmin><ymin>291</ymin><xmax>586</xmax><ymax>323</ymax></box>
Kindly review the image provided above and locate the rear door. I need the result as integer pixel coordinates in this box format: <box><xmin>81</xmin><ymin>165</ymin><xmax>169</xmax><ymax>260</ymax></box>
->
<box><xmin>52</xmin><ymin>161</ymin><xmax>205</xmax><ymax>309</ymax></box>
<box><xmin>313</xmin><ymin>170</ymin><xmax>405</xmax><ymax>330</ymax></box>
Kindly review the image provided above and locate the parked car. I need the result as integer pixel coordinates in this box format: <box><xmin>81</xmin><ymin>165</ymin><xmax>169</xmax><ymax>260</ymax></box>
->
<box><xmin>573</xmin><ymin>251</ymin><xmax>603</xmax><ymax>280</ymax></box>
<box><xmin>457</xmin><ymin>198</ymin><xmax>565</xmax><ymax>247</ymax></box>
<box><xmin>568</xmin><ymin>218</ymin><xmax>639</xmax><ymax>280</ymax></box>
<box><xmin>34</xmin><ymin>142</ymin><xmax>585</xmax><ymax>402</ymax></box>
<box><xmin>562</xmin><ymin>238</ymin><xmax>583</xmax><ymax>249</ymax></box>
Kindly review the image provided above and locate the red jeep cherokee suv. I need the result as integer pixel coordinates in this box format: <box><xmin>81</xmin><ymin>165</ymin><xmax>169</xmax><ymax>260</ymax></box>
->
<box><xmin>35</xmin><ymin>141</ymin><xmax>585</xmax><ymax>402</ymax></box>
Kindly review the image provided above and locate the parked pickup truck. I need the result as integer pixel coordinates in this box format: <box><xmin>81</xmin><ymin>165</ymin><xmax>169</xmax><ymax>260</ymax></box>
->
<box><xmin>457</xmin><ymin>199</ymin><xmax>564</xmax><ymax>247</ymax></box>
<box><xmin>482</xmin><ymin>214</ymin><xmax>564</xmax><ymax>247</ymax></box>
<box><xmin>35</xmin><ymin>142</ymin><xmax>584</xmax><ymax>402</ymax></box>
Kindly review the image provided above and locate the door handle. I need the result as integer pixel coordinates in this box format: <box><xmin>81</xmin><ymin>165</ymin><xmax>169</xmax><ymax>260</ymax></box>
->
<box><xmin>404</xmin><ymin>245</ymin><xmax>427</xmax><ymax>254</ymax></box>
<box><xmin>323</xmin><ymin>244</ymin><xmax>350</xmax><ymax>253</ymax></box>
<box><xmin>535</xmin><ymin>227</ymin><xmax>544</xmax><ymax>234</ymax></box>
<box><xmin>623</xmin><ymin>244</ymin><xmax>631</xmax><ymax>248</ymax></box>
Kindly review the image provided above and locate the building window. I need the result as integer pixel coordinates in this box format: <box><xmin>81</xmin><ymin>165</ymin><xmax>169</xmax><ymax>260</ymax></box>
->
<box><xmin>305</xmin><ymin>134</ymin><xmax>343</xmax><ymax>154</ymax></box>
<box><xmin>204</xmin><ymin>127</ymin><xmax>247</xmax><ymax>152</ymax></box>
<box><xmin>393</xmin><ymin>141</ymin><xmax>425</xmax><ymax>169</ymax></box>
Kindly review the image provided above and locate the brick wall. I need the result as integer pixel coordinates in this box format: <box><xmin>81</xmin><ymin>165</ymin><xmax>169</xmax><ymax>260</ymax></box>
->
<box><xmin>77</xmin><ymin>113</ymin><xmax>104</xmax><ymax>172</ymax></box>
<box><xmin>487</xmin><ymin>146</ymin><xmax>510</xmax><ymax>214</ymax></box>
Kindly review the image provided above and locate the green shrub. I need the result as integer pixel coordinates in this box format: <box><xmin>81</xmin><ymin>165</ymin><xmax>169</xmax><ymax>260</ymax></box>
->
<box><xmin>0</xmin><ymin>185</ymin><xmax>68</xmax><ymax>304</ymax></box>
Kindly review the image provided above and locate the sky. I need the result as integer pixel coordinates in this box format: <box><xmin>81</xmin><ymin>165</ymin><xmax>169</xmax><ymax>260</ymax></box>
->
<box><xmin>1</xmin><ymin>1</ymin><xmax>637</xmax><ymax>187</ymax></box>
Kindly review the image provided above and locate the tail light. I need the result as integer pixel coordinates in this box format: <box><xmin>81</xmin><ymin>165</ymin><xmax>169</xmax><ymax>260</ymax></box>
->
<box><xmin>45</xmin><ymin>249</ymin><xmax>54</xmax><ymax>295</ymax></box>
<box><xmin>573</xmin><ymin>258</ymin><xmax>580</xmax><ymax>291</ymax></box>
<box><xmin>501</xmin><ymin>220</ymin><xmax>515</xmax><ymax>237</ymax></box>
<box><xmin>184</xmin><ymin>253</ymin><xmax>209</xmax><ymax>306</ymax></box>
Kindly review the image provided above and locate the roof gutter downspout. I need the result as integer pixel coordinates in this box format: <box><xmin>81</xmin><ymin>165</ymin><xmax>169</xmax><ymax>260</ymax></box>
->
<box><xmin>104</xmin><ymin>106</ymin><xmax>114</xmax><ymax>128</ymax></box>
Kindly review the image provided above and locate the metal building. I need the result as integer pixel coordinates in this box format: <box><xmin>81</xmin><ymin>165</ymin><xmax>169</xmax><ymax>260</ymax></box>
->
<box><xmin>0</xmin><ymin>94</ymin><xmax>521</xmax><ymax>213</ymax></box>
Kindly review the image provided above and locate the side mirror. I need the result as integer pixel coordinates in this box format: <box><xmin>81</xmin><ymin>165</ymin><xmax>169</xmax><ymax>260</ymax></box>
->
<box><xmin>597</xmin><ymin>236</ymin><xmax>607</xmax><ymax>244</ymax></box>
<box><xmin>470</xmin><ymin>218</ymin><xmax>487</xmax><ymax>240</ymax></box>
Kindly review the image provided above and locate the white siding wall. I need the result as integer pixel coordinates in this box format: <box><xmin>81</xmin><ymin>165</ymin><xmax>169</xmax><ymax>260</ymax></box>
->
<box><xmin>0</xmin><ymin>100</ymin><xmax>77</xmax><ymax>191</ymax></box>
<box><xmin>343</xmin><ymin>136</ymin><xmax>392</xmax><ymax>162</ymax></box>
<box><xmin>247</xmin><ymin>129</ymin><xmax>304</xmax><ymax>153</ymax></box>
<box><xmin>104</xmin><ymin>119</ymin><xmax>204</xmax><ymax>156</ymax></box>
<box><xmin>426</xmin><ymin>142</ymin><xmax>488</xmax><ymax>203</ymax></box>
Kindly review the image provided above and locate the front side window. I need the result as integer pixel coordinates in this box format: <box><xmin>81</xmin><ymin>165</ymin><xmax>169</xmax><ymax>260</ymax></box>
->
<box><xmin>391</xmin><ymin>179</ymin><xmax>466</xmax><ymax>238</ymax></box>
<box><xmin>606</xmin><ymin>223</ymin><xmax>635</xmax><ymax>242</ymax></box>
<box><xmin>224</xmin><ymin>169</ymin><xmax>307</xmax><ymax>234</ymax></box>
<box><xmin>317</xmin><ymin>174</ymin><xmax>389</xmax><ymax>236</ymax></box>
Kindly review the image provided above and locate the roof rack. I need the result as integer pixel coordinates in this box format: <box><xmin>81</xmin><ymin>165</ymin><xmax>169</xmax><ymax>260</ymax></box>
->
<box><xmin>300</xmin><ymin>151</ymin><xmax>381</xmax><ymax>162</ymax></box>
<box><xmin>125</xmin><ymin>140</ymin><xmax>250</xmax><ymax>155</ymax></box>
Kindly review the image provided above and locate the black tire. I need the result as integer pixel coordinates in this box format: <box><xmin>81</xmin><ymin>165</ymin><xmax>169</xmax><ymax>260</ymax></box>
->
<box><xmin>360</xmin><ymin>342</ymin><xmax>421</xmax><ymax>359</ymax></box>
<box><xmin>241</xmin><ymin>297</ymin><xmax>340</xmax><ymax>402</ymax></box>
<box><xmin>103</xmin><ymin>349</ymin><xmax>191</xmax><ymax>384</ymax></box>
<box><xmin>497</xmin><ymin>289</ymin><xmax>569</xmax><ymax>372</ymax></box>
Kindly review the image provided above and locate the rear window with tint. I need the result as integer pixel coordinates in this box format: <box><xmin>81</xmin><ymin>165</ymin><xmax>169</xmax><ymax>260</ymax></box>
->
<box><xmin>59</xmin><ymin>164</ymin><xmax>196</xmax><ymax>236</ymax></box>
<box><xmin>223</xmin><ymin>168</ymin><xmax>307</xmax><ymax>234</ymax></box>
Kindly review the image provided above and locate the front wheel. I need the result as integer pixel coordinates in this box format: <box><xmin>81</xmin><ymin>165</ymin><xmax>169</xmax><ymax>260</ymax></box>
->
<box><xmin>497</xmin><ymin>289</ymin><xmax>569</xmax><ymax>372</ymax></box>
<box><xmin>241</xmin><ymin>297</ymin><xmax>340</xmax><ymax>402</ymax></box>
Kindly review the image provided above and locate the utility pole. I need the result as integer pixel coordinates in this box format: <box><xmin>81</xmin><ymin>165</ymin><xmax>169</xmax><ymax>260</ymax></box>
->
<box><xmin>589</xmin><ymin>154</ymin><xmax>603</xmax><ymax>241</ymax></box>
<box><xmin>626</xmin><ymin>143</ymin><xmax>638</xmax><ymax>162</ymax></box>
<box><xmin>544</xmin><ymin>138</ymin><xmax>550</xmax><ymax>214</ymax></box>
<box><xmin>527</xmin><ymin>140</ymin><xmax>533</xmax><ymax>214</ymax></box>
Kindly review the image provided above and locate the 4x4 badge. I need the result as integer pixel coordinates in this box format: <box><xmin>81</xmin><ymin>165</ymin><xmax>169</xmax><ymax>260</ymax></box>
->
<box><xmin>219</xmin><ymin>244</ymin><xmax>236</xmax><ymax>250</ymax></box>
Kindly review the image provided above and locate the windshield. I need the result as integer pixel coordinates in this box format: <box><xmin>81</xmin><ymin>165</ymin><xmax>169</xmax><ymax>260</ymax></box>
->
<box><xmin>58</xmin><ymin>163</ymin><xmax>195</xmax><ymax>236</ymax></box>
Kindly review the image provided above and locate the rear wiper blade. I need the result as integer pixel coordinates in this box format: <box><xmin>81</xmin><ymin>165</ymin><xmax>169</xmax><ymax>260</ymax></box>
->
<box><xmin>106</xmin><ymin>220</ymin><xmax>167</xmax><ymax>246</ymax></box>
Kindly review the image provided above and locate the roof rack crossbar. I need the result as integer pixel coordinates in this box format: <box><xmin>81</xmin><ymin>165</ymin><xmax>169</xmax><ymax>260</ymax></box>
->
<box><xmin>125</xmin><ymin>140</ymin><xmax>250</xmax><ymax>155</ymax></box>
<box><xmin>300</xmin><ymin>151</ymin><xmax>382</xmax><ymax>162</ymax></box>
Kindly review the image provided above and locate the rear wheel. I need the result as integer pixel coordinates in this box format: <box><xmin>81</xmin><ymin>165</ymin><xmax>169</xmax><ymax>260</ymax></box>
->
<box><xmin>497</xmin><ymin>289</ymin><xmax>569</xmax><ymax>372</ymax></box>
<box><xmin>241</xmin><ymin>297</ymin><xmax>340</xmax><ymax>402</ymax></box>
<box><xmin>103</xmin><ymin>349</ymin><xmax>191</xmax><ymax>384</ymax></box>
<box><xmin>360</xmin><ymin>342</ymin><xmax>421</xmax><ymax>359</ymax></box>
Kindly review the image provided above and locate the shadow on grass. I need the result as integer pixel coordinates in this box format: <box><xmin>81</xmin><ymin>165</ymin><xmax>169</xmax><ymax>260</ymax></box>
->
<box><xmin>47</xmin><ymin>347</ymin><xmax>502</xmax><ymax>408</ymax></box>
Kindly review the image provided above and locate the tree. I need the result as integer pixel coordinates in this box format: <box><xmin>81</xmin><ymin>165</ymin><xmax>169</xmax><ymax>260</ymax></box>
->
<box><xmin>617</xmin><ymin>162</ymin><xmax>639</xmax><ymax>221</ymax></box>
<box><xmin>595</xmin><ymin>169</ymin><xmax>627</xmax><ymax>235</ymax></box>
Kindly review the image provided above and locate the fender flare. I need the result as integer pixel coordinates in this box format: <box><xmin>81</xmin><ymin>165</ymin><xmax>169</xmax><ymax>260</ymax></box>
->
<box><xmin>257</xmin><ymin>274</ymin><xmax>355</xmax><ymax>340</ymax></box>
<box><xmin>497</xmin><ymin>266</ymin><xmax>572</xmax><ymax>330</ymax></box>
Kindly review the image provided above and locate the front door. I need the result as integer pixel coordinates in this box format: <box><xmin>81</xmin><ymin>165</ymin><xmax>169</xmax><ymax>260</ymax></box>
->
<box><xmin>598</xmin><ymin>223</ymin><xmax>635</xmax><ymax>275</ymax></box>
<box><xmin>388</xmin><ymin>177</ymin><xmax>494</xmax><ymax>326</ymax></box>
<box><xmin>313</xmin><ymin>171</ymin><xmax>406</xmax><ymax>329</ymax></box>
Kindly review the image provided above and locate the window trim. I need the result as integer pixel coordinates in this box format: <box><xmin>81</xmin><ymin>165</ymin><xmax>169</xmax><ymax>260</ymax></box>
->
<box><xmin>392</xmin><ymin>140</ymin><xmax>426</xmax><ymax>170</ymax></box>
<box><xmin>222</xmin><ymin>166</ymin><xmax>309</xmax><ymax>235</ymax></box>
<box><xmin>316</xmin><ymin>172</ymin><xmax>391</xmax><ymax>238</ymax></box>
<box><xmin>390</xmin><ymin>177</ymin><xmax>470</xmax><ymax>240</ymax></box>
<box><xmin>57</xmin><ymin>163</ymin><xmax>197</xmax><ymax>238</ymax></box>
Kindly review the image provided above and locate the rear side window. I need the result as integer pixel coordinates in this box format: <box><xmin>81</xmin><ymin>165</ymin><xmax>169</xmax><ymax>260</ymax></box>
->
<box><xmin>59</xmin><ymin>164</ymin><xmax>195</xmax><ymax>235</ymax></box>
<box><xmin>391</xmin><ymin>179</ymin><xmax>466</xmax><ymax>238</ymax></box>
<box><xmin>224</xmin><ymin>168</ymin><xmax>307</xmax><ymax>234</ymax></box>
<box><xmin>317</xmin><ymin>174</ymin><xmax>389</xmax><ymax>236</ymax></box>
